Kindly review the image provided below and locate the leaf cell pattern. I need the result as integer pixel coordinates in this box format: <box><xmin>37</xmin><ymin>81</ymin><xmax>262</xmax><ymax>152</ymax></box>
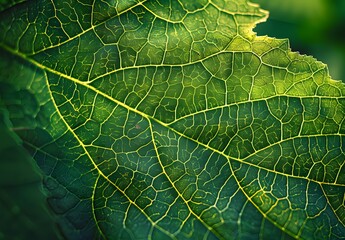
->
<box><xmin>0</xmin><ymin>0</ymin><xmax>345</xmax><ymax>239</ymax></box>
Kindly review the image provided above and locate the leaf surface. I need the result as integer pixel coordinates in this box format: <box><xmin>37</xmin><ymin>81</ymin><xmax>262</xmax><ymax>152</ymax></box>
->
<box><xmin>0</xmin><ymin>0</ymin><xmax>345</xmax><ymax>239</ymax></box>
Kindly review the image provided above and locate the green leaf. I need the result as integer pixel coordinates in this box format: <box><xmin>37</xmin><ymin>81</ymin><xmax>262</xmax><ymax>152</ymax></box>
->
<box><xmin>0</xmin><ymin>108</ymin><xmax>59</xmax><ymax>239</ymax></box>
<box><xmin>0</xmin><ymin>0</ymin><xmax>25</xmax><ymax>12</ymax></box>
<box><xmin>0</xmin><ymin>1</ymin><xmax>344</xmax><ymax>239</ymax></box>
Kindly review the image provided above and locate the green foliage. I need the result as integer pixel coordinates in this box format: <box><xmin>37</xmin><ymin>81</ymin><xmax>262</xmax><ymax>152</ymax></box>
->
<box><xmin>0</xmin><ymin>0</ymin><xmax>25</xmax><ymax>12</ymax></box>
<box><xmin>0</xmin><ymin>109</ymin><xmax>59</xmax><ymax>240</ymax></box>
<box><xmin>253</xmin><ymin>0</ymin><xmax>345</xmax><ymax>82</ymax></box>
<box><xmin>0</xmin><ymin>0</ymin><xmax>345</xmax><ymax>239</ymax></box>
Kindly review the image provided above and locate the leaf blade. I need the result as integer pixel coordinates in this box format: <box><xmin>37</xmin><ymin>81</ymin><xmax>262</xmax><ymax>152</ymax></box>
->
<box><xmin>1</xmin><ymin>0</ymin><xmax>345</xmax><ymax>239</ymax></box>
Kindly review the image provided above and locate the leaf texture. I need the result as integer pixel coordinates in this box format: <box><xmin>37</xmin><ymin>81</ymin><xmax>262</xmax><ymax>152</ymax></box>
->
<box><xmin>0</xmin><ymin>0</ymin><xmax>345</xmax><ymax>239</ymax></box>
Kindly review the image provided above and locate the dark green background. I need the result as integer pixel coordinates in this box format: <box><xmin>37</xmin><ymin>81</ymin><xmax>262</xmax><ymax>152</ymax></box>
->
<box><xmin>0</xmin><ymin>108</ymin><xmax>60</xmax><ymax>240</ymax></box>
<box><xmin>253</xmin><ymin>0</ymin><xmax>345</xmax><ymax>82</ymax></box>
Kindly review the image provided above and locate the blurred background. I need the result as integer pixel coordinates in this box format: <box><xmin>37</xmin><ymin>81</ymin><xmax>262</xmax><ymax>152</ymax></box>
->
<box><xmin>253</xmin><ymin>0</ymin><xmax>345</xmax><ymax>82</ymax></box>
<box><xmin>0</xmin><ymin>108</ymin><xmax>60</xmax><ymax>240</ymax></box>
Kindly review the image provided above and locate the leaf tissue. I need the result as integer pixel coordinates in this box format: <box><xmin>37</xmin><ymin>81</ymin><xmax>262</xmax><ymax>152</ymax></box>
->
<box><xmin>0</xmin><ymin>0</ymin><xmax>344</xmax><ymax>239</ymax></box>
